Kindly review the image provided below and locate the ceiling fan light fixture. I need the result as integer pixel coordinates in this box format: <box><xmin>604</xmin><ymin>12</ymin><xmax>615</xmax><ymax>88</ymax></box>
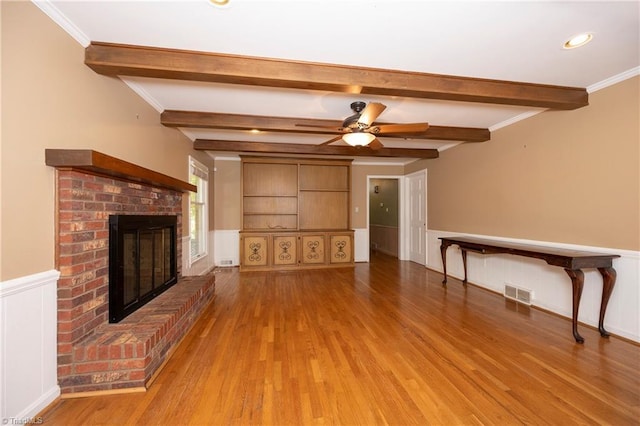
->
<box><xmin>563</xmin><ymin>33</ymin><xmax>593</xmax><ymax>49</ymax></box>
<box><xmin>342</xmin><ymin>132</ymin><xmax>376</xmax><ymax>147</ymax></box>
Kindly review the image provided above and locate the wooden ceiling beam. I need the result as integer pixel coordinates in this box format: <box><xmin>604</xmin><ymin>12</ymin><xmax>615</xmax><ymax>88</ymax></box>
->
<box><xmin>161</xmin><ymin>110</ymin><xmax>490</xmax><ymax>143</ymax></box>
<box><xmin>86</xmin><ymin>42</ymin><xmax>588</xmax><ymax>110</ymax></box>
<box><xmin>193</xmin><ymin>140</ymin><xmax>439</xmax><ymax>159</ymax></box>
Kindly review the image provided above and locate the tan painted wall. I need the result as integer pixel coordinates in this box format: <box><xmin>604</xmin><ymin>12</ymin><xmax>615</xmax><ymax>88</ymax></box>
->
<box><xmin>212</xmin><ymin>158</ymin><xmax>242</xmax><ymax>230</ymax></box>
<box><xmin>406</xmin><ymin>77</ymin><xmax>640</xmax><ymax>251</ymax></box>
<box><xmin>1</xmin><ymin>2</ymin><xmax>212</xmax><ymax>280</ymax></box>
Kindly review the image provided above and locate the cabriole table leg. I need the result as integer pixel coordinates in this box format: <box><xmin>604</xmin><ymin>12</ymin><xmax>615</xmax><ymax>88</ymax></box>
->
<box><xmin>440</xmin><ymin>242</ymin><xmax>449</xmax><ymax>285</ymax></box>
<box><xmin>565</xmin><ymin>268</ymin><xmax>585</xmax><ymax>344</ymax></box>
<box><xmin>597</xmin><ymin>267</ymin><xmax>617</xmax><ymax>337</ymax></box>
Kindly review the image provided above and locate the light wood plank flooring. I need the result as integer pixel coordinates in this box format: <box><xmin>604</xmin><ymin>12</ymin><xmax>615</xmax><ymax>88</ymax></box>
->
<box><xmin>43</xmin><ymin>253</ymin><xmax>640</xmax><ymax>425</ymax></box>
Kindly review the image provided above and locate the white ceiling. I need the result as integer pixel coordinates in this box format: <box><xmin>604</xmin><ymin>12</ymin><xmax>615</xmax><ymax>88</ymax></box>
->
<box><xmin>36</xmin><ymin>0</ymin><xmax>640</xmax><ymax>164</ymax></box>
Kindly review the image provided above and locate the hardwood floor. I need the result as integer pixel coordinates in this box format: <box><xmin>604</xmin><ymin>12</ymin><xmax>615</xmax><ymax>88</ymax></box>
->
<box><xmin>43</xmin><ymin>253</ymin><xmax>640</xmax><ymax>425</ymax></box>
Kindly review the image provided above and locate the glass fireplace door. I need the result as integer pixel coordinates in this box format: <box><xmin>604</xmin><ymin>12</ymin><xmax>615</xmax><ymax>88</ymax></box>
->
<box><xmin>109</xmin><ymin>215</ymin><xmax>177</xmax><ymax>323</ymax></box>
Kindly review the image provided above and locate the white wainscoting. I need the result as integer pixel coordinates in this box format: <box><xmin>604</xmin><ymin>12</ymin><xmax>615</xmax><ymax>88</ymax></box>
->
<box><xmin>427</xmin><ymin>230</ymin><xmax>640</xmax><ymax>342</ymax></box>
<box><xmin>214</xmin><ymin>230</ymin><xmax>240</xmax><ymax>267</ymax></box>
<box><xmin>1</xmin><ymin>270</ymin><xmax>60</xmax><ymax>420</ymax></box>
<box><xmin>182</xmin><ymin>229</ymin><xmax>240</xmax><ymax>276</ymax></box>
<box><xmin>353</xmin><ymin>228</ymin><xmax>369</xmax><ymax>262</ymax></box>
<box><xmin>181</xmin><ymin>231</ymin><xmax>217</xmax><ymax>276</ymax></box>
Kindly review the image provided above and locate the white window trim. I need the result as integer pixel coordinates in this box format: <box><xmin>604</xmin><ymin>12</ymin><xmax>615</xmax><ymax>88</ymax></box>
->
<box><xmin>188</xmin><ymin>156</ymin><xmax>209</xmax><ymax>266</ymax></box>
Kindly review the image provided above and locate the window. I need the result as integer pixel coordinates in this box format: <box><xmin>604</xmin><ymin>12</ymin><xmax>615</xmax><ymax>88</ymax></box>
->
<box><xmin>189</xmin><ymin>157</ymin><xmax>209</xmax><ymax>264</ymax></box>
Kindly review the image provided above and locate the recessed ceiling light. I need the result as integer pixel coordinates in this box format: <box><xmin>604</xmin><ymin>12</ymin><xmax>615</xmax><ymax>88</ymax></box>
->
<box><xmin>563</xmin><ymin>33</ymin><xmax>593</xmax><ymax>49</ymax></box>
<box><xmin>208</xmin><ymin>0</ymin><xmax>230</xmax><ymax>7</ymax></box>
<box><xmin>249</xmin><ymin>129</ymin><xmax>261</xmax><ymax>134</ymax></box>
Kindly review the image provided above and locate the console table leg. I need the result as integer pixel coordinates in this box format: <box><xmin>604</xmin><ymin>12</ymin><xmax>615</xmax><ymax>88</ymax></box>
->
<box><xmin>461</xmin><ymin>249</ymin><xmax>468</xmax><ymax>285</ymax></box>
<box><xmin>565</xmin><ymin>269</ymin><xmax>585</xmax><ymax>344</ymax></box>
<box><xmin>440</xmin><ymin>243</ymin><xmax>448</xmax><ymax>285</ymax></box>
<box><xmin>597</xmin><ymin>267</ymin><xmax>617</xmax><ymax>337</ymax></box>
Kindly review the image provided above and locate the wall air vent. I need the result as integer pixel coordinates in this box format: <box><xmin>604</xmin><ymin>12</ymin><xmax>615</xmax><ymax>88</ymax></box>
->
<box><xmin>504</xmin><ymin>284</ymin><xmax>533</xmax><ymax>305</ymax></box>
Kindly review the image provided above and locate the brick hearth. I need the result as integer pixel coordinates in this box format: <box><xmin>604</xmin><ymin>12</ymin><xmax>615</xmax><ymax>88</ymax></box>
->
<box><xmin>55</xmin><ymin>169</ymin><xmax>214</xmax><ymax>394</ymax></box>
<box><xmin>64</xmin><ymin>274</ymin><xmax>215</xmax><ymax>392</ymax></box>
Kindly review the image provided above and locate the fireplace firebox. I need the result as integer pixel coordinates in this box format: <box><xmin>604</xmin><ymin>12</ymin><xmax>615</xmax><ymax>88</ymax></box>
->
<box><xmin>109</xmin><ymin>215</ymin><xmax>178</xmax><ymax>323</ymax></box>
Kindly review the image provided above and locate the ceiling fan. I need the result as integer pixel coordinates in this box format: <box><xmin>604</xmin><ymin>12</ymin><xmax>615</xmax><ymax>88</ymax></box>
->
<box><xmin>299</xmin><ymin>101</ymin><xmax>429</xmax><ymax>150</ymax></box>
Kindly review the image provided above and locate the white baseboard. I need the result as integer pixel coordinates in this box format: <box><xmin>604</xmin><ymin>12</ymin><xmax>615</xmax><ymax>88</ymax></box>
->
<box><xmin>13</xmin><ymin>385</ymin><xmax>61</xmax><ymax>423</ymax></box>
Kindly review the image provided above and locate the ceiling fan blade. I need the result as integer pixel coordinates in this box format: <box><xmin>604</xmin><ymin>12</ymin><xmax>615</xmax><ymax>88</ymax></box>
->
<box><xmin>295</xmin><ymin>123</ymin><xmax>343</xmax><ymax>131</ymax></box>
<box><xmin>318</xmin><ymin>135</ymin><xmax>344</xmax><ymax>146</ymax></box>
<box><xmin>368</xmin><ymin>138</ymin><xmax>384</xmax><ymax>150</ymax></box>
<box><xmin>376</xmin><ymin>123</ymin><xmax>429</xmax><ymax>134</ymax></box>
<box><xmin>357</xmin><ymin>102</ymin><xmax>386</xmax><ymax>127</ymax></box>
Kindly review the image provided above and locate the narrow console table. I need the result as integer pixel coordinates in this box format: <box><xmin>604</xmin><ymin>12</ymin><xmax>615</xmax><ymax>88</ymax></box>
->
<box><xmin>439</xmin><ymin>236</ymin><xmax>620</xmax><ymax>343</ymax></box>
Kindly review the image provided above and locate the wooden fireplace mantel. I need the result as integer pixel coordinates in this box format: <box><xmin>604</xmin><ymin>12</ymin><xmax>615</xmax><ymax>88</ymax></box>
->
<box><xmin>45</xmin><ymin>149</ymin><xmax>196</xmax><ymax>193</ymax></box>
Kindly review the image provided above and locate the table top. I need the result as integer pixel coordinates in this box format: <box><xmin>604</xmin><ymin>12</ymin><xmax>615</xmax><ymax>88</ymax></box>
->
<box><xmin>439</xmin><ymin>236</ymin><xmax>619</xmax><ymax>268</ymax></box>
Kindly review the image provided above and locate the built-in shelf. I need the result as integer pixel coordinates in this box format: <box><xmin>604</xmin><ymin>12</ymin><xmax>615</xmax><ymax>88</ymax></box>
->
<box><xmin>299</xmin><ymin>189</ymin><xmax>349</xmax><ymax>192</ymax></box>
<box><xmin>45</xmin><ymin>149</ymin><xmax>196</xmax><ymax>193</ymax></box>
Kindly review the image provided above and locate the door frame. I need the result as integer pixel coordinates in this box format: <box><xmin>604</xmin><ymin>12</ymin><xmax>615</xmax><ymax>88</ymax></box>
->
<box><xmin>366</xmin><ymin>171</ymin><xmax>427</xmax><ymax>263</ymax></box>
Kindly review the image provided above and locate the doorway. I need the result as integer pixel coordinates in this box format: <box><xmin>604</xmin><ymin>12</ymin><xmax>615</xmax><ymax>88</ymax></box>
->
<box><xmin>369</xmin><ymin>178</ymin><xmax>400</xmax><ymax>258</ymax></box>
<box><xmin>366</xmin><ymin>171</ymin><xmax>427</xmax><ymax>265</ymax></box>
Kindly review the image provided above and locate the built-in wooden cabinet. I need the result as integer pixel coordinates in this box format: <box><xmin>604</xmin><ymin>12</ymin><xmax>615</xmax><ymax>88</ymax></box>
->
<box><xmin>240</xmin><ymin>157</ymin><xmax>353</xmax><ymax>271</ymax></box>
<box><xmin>240</xmin><ymin>231</ymin><xmax>354</xmax><ymax>271</ymax></box>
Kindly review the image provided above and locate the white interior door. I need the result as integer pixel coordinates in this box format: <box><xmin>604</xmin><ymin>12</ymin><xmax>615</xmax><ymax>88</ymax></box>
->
<box><xmin>408</xmin><ymin>172</ymin><xmax>426</xmax><ymax>265</ymax></box>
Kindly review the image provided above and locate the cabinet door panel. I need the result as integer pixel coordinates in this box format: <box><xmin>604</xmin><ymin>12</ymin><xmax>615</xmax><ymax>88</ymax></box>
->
<box><xmin>242</xmin><ymin>235</ymin><xmax>269</xmax><ymax>267</ymax></box>
<box><xmin>273</xmin><ymin>235</ymin><xmax>298</xmax><ymax>266</ymax></box>
<box><xmin>329</xmin><ymin>234</ymin><xmax>352</xmax><ymax>264</ymax></box>
<box><xmin>300</xmin><ymin>235</ymin><xmax>326</xmax><ymax>264</ymax></box>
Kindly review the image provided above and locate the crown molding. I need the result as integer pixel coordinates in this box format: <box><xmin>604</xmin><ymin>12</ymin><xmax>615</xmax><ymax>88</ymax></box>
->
<box><xmin>588</xmin><ymin>66</ymin><xmax>640</xmax><ymax>93</ymax></box>
<box><xmin>32</xmin><ymin>0</ymin><xmax>90</xmax><ymax>47</ymax></box>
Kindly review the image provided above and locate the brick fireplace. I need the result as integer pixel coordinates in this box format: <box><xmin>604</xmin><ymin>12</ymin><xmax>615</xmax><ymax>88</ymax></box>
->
<box><xmin>48</xmin><ymin>150</ymin><xmax>215</xmax><ymax>394</ymax></box>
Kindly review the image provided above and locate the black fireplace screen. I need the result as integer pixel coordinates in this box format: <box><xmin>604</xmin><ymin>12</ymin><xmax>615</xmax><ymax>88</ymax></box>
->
<box><xmin>108</xmin><ymin>215</ymin><xmax>178</xmax><ymax>323</ymax></box>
